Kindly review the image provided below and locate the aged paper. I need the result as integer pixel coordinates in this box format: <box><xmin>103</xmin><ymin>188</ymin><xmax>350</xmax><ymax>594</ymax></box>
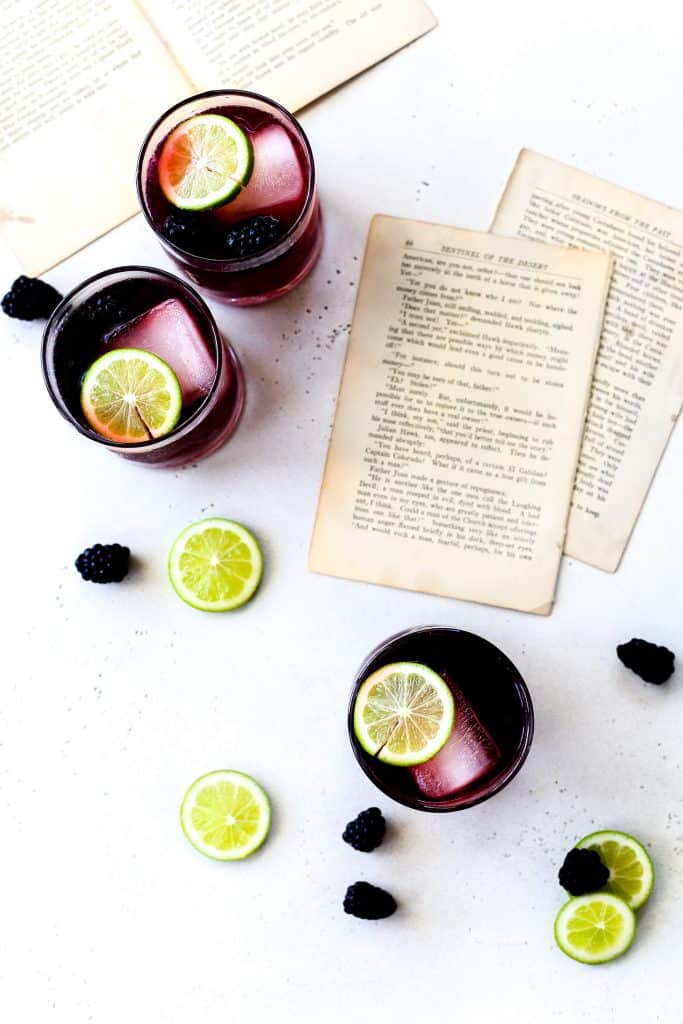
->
<box><xmin>491</xmin><ymin>150</ymin><xmax>683</xmax><ymax>571</ymax></box>
<box><xmin>0</xmin><ymin>0</ymin><xmax>189</xmax><ymax>275</ymax></box>
<box><xmin>140</xmin><ymin>0</ymin><xmax>436</xmax><ymax>112</ymax></box>
<box><xmin>309</xmin><ymin>215</ymin><xmax>613</xmax><ymax>614</ymax></box>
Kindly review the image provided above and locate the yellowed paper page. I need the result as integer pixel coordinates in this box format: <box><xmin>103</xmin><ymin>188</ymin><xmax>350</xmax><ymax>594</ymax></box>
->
<box><xmin>139</xmin><ymin>0</ymin><xmax>436</xmax><ymax>111</ymax></box>
<box><xmin>309</xmin><ymin>215</ymin><xmax>612</xmax><ymax>614</ymax></box>
<box><xmin>0</xmin><ymin>0</ymin><xmax>191</xmax><ymax>275</ymax></box>
<box><xmin>491</xmin><ymin>150</ymin><xmax>683</xmax><ymax>572</ymax></box>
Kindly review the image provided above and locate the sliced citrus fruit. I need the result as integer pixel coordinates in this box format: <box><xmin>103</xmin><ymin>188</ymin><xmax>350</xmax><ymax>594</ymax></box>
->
<box><xmin>168</xmin><ymin>517</ymin><xmax>263</xmax><ymax>612</ymax></box>
<box><xmin>80</xmin><ymin>348</ymin><xmax>182</xmax><ymax>442</ymax></box>
<box><xmin>353</xmin><ymin>662</ymin><xmax>455</xmax><ymax>767</ymax></box>
<box><xmin>180</xmin><ymin>770</ymin><xmax>271</xmax><ymax>861</ymax></box>
<box><xmin>158</xmin><ymin>114</ymin><xmax>253</xmax><ymax>211</ymax></box>
<box><xmin>554</xmin><ymin>892</ymin><xmax>636</xmax><ymax>964</ymax></box>
<box><xmin>576</xmin><ymin>830</ymin><xmax>654</xmax><ymax>910</ymax></box>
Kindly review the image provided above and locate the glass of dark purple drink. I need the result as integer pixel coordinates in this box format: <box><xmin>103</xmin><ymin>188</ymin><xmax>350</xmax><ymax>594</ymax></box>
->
<box><xmin>348</xmin><ymin>626</ymin><xmax>534</xmax><ymax>812</ymax></box>
<box><xmin>137</xmin><ymin>90</ymin><xmax>322</xmax><ymax>305</ymax></box>
<box><xmin>42</xmin><ymin>266</ymin><xmax>244</xmax><ymax>468</ymax></box>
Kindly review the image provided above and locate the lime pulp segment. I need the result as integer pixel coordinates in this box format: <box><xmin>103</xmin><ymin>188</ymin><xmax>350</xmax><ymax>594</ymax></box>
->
<box><xmin>353</xmin><ymin>662</ymin><xmax>455</xmax><ymax>767</ymax></box>
<box><xmin>168</xmin><ymin>517</ymin><xmax>263</xmax><ymax>612</ymax></box>
<box><xmin>576</xmin><ymin>830</ymin><xmax>654</xmax><ymax>910</ymax></box>
<box><xmin>159</xmin><ymin>114</ymin><xmax>254</xmax><ymax>211</ymax></box>
<box><xmin>180</xmin><ymin>770</ymin><xmax>271</xmax><ymax>861</ymax></box>
<box><xmin>80</xmin><ymin>348</ymin><xmax>182</xmax><ymax>442</ymax></box>
<box><xmin>554</xmin><ymin>892</ymin><xmax>636</xmax><ymax>964</ymax></box>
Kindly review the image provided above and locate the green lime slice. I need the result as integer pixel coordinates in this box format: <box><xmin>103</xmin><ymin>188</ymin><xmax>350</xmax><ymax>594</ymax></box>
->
<box><xmin>353</xmin><ymin>662</ymin><xmax>455</xmax><ymax>767</ymax></box>
<box><xmin>158</xmin><ymin>114</ymin><xmax>253</xmax><ymax>211</ymax></box>
<box><xmin>180</xmin><ymin>770</ymin><xmax>271</xmax><ymax>861</ymax></box>
<box><xmin>168</xmin><ymin>517</ymin><xmax>263</xmax><ymax>612</ymax></box>
<box><xmin>576</xmin><ymin>830</ymin><xmax>654</xmax><ymax>910</ymax></box>
<box><xmin>80</xmin><ymin>348</ymin><xmax>182</xmax><ymax>443</ymax></box>
<box><xmin>554</xmin><ymin>893</ymin><xmax>636</xmax><ymax>964</ymax></box>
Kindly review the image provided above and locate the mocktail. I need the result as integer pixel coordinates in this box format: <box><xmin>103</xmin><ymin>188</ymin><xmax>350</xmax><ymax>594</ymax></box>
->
<box><xmin>349</xmin><ymin>627</ymin><xmax>534</xmax><ymax>812</ymax></box>
<box><xmin>137</xmin><ymin>90</ymin><xmax>322</xmax><ymax>305</ymax></box>
<box><xmin>42</xmin><ymin>267</ymin><xmax>244</xmax><ymax>467</ymax></box>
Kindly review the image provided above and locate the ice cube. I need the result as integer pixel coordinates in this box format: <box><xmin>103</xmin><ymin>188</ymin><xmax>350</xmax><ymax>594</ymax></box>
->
<box><xmin>105</xmin><ymin>299</ymin><xmax>215</xmax><ymax>407</ymax></box>
<box><xmin>214</xmin><ymin>123</ymin><xmax>307</xmax><ymax>226</ymax></box>
<box><xmin>410</xmin><ymin>678</ymin><xmax>501</xmax><ymax>799</ymax></box>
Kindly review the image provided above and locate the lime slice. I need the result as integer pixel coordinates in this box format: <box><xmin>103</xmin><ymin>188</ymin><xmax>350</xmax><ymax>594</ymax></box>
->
<box><xmin>81</xmin><ymin>348</ymin><xmax>182</xmax><ymax>443</ymax></box>
<box><xmin>353</xmin><ymin>662</ymin><xmax>455</xmax><ymax>767</ymax></box>
<box><xmin>180</xmin><ymin>770</ymin><xmax>271</xmax><ymax>861</ymax></box>
<box><xmin>554</xmin><ymin>893</ymin><xmax>636</xmax><ymax>964</ymax></box>
<box><xmin>576</xmin><ymin>830</ymin><xmax>654</xmax><ymax>910</ymax></box>
<box><xmin>168</xmin><ymin>517</ymin><xmax>263</xmax><ymax>612</ymax></box>
<box><xmin>158</xmin><ymin>114</ymin><xmax>253</xmax><ymax>211</ymax></box>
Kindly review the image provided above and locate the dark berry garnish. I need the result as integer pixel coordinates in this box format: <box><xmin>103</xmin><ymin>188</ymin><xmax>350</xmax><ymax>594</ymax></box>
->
<box><xmin>75</xmin><ymin>543</ymin><xmax>130</xmax><ymax>584</ymax></box>
<box><xmin>162</xmin><ymin>210</ymin><xmax>214</xmax><ymax>251</ymax></box>
<box><xmin>342</xmin><ymin>807</ymin><xmax>386</xmax><ymax>852</ymax></box>
<box><xmin>1</xmin><ymin>275</ymin><xmax>62</xmax><ymax>320</ymax></box>
<box><xmin>558</xmin><ymin>848</ymin><xmax>610</xmax><ymax>896</ymax></box>
<box><xmin>617</xmin><ymin>638</ymin><xmax>675</xmax><ymax>684</ymax></box>
<box><xmin>343</xmin><ymin>881</ymin><xmax>397</xmax><ymax>920</ymax></box>
<box><xmin>224</xmin><ymin>215</ymin><xmax>283</xmax><ymax>259</ymax></box>
<box><xmin>79</xmin><ymin>294</ymin><xmax>129</xmax><ymax>330</ymax></box>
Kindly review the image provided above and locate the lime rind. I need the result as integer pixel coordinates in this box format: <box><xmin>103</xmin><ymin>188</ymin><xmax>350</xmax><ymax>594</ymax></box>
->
<box><xmin>353</xmin><ymin>662</ymin><xmax>455</xmax><ymax>768</ymax></box>
<box><xmin>159</xmin><ymin>114</ymin><xmax>254</xmax><ymax>211</ymax></box>
<box><xmin>576</xmin><ymin>830</ymin><xmax>654</xmax><ymax>910</ymax></box>
<box><xmin>80</xmin><ymin>347</ymin><xmax>182</xmax><ymax>442</ymax></box>
<box><xmin>180</xmin><ymin>769</ymin><xmax>271</xmax><ymax>862</ymax></box>
<box><xmin>168</xmin><ymin>517</ymin><xmax>263</xmax><ymax>612</ymax></box>
<box><xmin>554</xmin><ymin>893</ymin><xmax>636</xmax><ymax>964</ymax></box>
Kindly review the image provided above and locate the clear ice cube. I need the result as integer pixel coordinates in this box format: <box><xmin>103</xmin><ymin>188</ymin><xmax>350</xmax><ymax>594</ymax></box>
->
<box><xmin>410</xmin><ymin>677</ymin><xmax>501</xmax><ymax>799</ymax></box>
<box><xmin>105</xmin><ymin>299</ymin><xmax>215</xmax><ymax>407</ymax></box>
<box><xmin>214</xmin><ymin>123</ymin><xmax>306</xmax><ymax>226</ymax></box>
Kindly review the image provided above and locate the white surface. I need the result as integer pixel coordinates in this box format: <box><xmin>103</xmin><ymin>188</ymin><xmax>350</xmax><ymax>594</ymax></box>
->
<box><xmin>1</xmin><ymin>2</ymin><xmax>682</xmax><ymax>1020</ymax></box>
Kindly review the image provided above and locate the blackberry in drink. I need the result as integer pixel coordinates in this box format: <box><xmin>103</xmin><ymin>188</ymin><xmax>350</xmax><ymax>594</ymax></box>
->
<box><xmin>42</xmin><ymin>267</ymin><xmax>244</xmax><ymax>467</ymax></box>
<box><xmin>137</xmin><ymin>91</ymin><xmax>322</xmax><ymax>305</ymax></box>
<box><xmin>349</xmin><ymin>627</ymin><xmax>533</xmax><ymax>812</ymax></box>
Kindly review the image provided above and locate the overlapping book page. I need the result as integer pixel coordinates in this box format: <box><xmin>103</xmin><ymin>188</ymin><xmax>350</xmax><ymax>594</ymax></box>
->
<box><xmin>309</xmin><ymin>215</ymin><xmax>613</xmax><ymax>614</ymax></box>
<box><xmin>491</xmin><ymin>150</ymin><xmax>683</xmax><ymax>571</ymax></box>
<box><xmin>0</xmin><ymin>0</ymin><xmax>435</xmax><ymax>274</ymax></box>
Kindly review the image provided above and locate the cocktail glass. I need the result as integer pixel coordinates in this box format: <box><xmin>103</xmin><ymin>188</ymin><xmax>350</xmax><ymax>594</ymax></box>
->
<box><xmin>348</xmin><ymin>626</ymin><xmax>534</xmax><ymax>812</ymax></box>
<box><xmin>41</xmin><ymin>266</ymin><xmax>244</xmax><ymax>467</ymax></box>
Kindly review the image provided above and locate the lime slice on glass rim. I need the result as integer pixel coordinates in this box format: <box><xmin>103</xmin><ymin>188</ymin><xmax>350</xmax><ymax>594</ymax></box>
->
<box><xmin>168</xmin><ymin>517</ymin><xmax>263</xmax><ymax>612</ymax></box>
<box><xmin>180</xmin><ymin>770</ymin><xmax>271</xmax><ymax>861</ymax></box>
<box><xmin>554</xmin><ymin>892</ymin><xmax>636</xmax><ymax>964</ymax></box>
<box><xmin>353</xmin><ymin>662</ymin><xmax>455</xmax><ymax>767</ymax></box>
<box><xmin>159</xmin><ymin>114</ymin><xmax>253</xmax><ymax>211</ymax></box>
<box><xmin>576</xmin><ymin>830</ymin><xmax>654</xmax><ymax>910</ymax></box>
<box><xmin>80</xmin><ymin>348</ymin><xmax>182</xmax><ymax>443</ymax></box>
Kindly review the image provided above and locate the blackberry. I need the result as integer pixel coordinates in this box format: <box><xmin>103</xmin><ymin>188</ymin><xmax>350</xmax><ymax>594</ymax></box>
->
<box><xmin>342</xmin><ymin>807</ymin><xmax>386</xmax><ymax>852</ymax></box>
<box><xmin>162</xmin><ymin>210</ymin><xmax>215</xmax><ymax>252</ymax></box>
<box><xmin>558</xmin><ymin>848</ymin><xmax>609</xmax><ymax>896</ymax></box>
<box><xmin>224</xmin><ymin>215</ymin><xmax>283</xmax><ymax>259</ymax></box>
<box><xmin>343</xmin><ymin>881</ymin><xmax>397</xmax><ymax>920</ymax></box>
<box><xmin>75</xmin><ymin>543</ymin><xmax>130</xmax><ymax>583</ymax></box>
<box><xmin>617</xmin><ymin>638</ymin><xmax>675</xmax><ymax>684</ymax></box>
<box><xmin>79</xmin><ymin>293</ymin><xmax>129</xmax><ymax>330</ymax></box>
<box><xmin>1</xmin><ymin>275</ymin><xmax>62</xmax><ymax>320</ymax></box>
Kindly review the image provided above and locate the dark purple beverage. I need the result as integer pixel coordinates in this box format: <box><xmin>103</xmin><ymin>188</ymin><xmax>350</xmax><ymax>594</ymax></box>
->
<box><xmin>348</xmin><ymin>627</ymin><xmax>534</xmax><ymax>812</ymax></box>
<box><xmin>137</xmin><ymin>91</ymin><xmax>322</xmax><ymax>305</ymax></box>
<box><xmin>42</xmin><ymin>267</ymin><xmax>244</xmax><ymax>467</ymax></box>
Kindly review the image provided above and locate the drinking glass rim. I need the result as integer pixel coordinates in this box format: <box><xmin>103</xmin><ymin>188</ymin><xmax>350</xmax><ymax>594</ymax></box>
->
<box><xmin>136</xmin><ymin>88</ymin><xmax>317</xmax><ymax>271</ymax></box>
<box><xmin>347</xmin><ymin>625</ymin><xmax>535</xmax><ymax>813</ymax></box>
<box><xmin>41</xmin><ymin>264</ymin><xmax>224</xmax><ymax>451</ymax></box>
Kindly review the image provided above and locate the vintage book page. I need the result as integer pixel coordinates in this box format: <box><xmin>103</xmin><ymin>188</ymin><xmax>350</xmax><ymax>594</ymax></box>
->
<box><xmin>0</xmin><ymin>0</ymin><xmax>190</xmax><ymax>275</ymax></box>
<box><xmin>309</xmin><ymin>215</ymin><xmax>613</xmax><ymax>614</ymax></box>
<box><xmin>491</xmin><ymin>150</ymin><xmax>683</xmax><ymax>572</ymax></box>
<box><xmin>139</xmin><ymin>0</ymin><xmax>436</xmax><ymax>112</ymax></box>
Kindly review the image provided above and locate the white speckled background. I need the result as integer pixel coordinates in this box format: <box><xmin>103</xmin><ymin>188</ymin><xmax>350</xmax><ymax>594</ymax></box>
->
<box><xmin>1</xmin><ymin>1</ymin><xmax>682</xmax><ymax>1020</ymax></box>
